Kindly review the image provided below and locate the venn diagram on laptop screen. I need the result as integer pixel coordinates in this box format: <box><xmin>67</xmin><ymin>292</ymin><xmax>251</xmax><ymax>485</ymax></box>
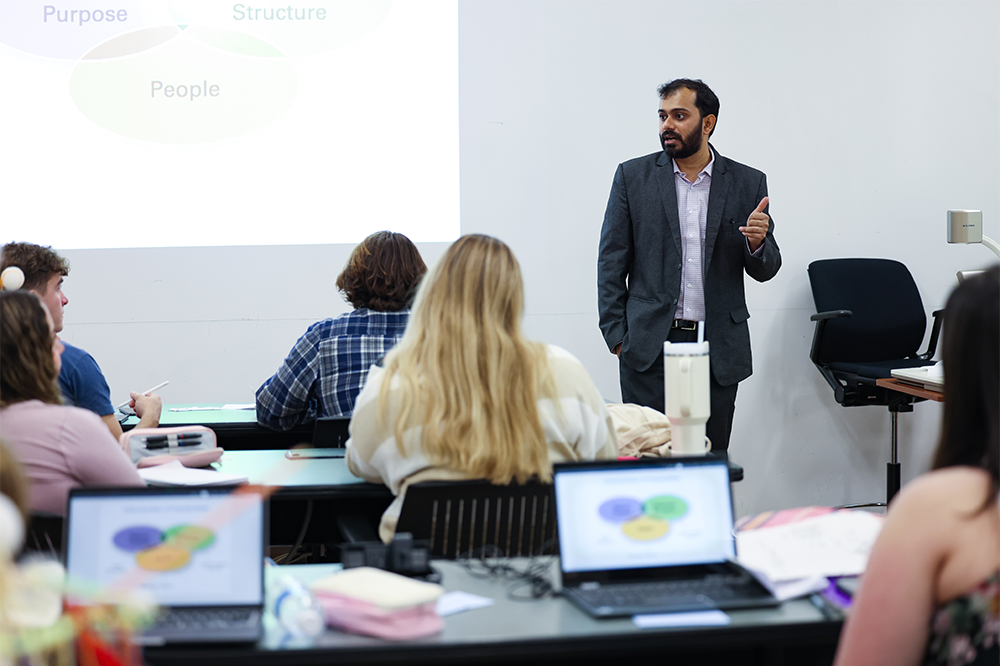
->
<box><xmin>599</xmin><ymin>495</ymin><xmax>690</xmax><ymax>541</ymax></box>
<box><xmin>0</xmin><ymin>1</ymin><xmax>391</xmax><ymax>144</ymax></box>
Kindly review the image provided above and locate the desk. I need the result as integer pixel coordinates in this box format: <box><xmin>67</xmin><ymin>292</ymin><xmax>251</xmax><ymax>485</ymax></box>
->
<box><xmin>122</xmin><ymin>404</ymin><xmax>314</xmax><ymax>451</ymax></box>
<box><xmin>144</xmin><ymin>560</ymin><xmax>841</xmax><ymax>666</ymax></box>
<box><xmin>875</xmin><ymin>378</ymin><xmax>944</xmax><ymax>403</ymax></box>
<box><xmin>215</xmin><ymin>450</ymin><xmax>393</xmax><ymax>548</ymax></box>
<box><xmin>216</xmin><ymin>451</ymin><xmax>744</xmax><ymax>554</ymax></box>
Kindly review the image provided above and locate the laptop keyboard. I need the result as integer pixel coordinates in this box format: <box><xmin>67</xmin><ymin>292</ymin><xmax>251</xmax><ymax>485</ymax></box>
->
<box><xmin>575</xmin><ymin>574</ymin><xmax>760</xmax><ymax>608</ymax></box>
<box><xmin>153</xmin><ymin>608</ymin><xmax>260</xmax><ymax>630</ymax></box>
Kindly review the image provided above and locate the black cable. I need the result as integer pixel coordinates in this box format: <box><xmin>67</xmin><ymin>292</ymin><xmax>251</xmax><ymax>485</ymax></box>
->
<box><xmin>284</xmin><ymin>499</ymin><xmax>313</xmax><ymax>565</ymax></box>
<box><xmin>456</xmin><ymin>544</ymin><xmax>557</xmax><ymax>600</ymax></box>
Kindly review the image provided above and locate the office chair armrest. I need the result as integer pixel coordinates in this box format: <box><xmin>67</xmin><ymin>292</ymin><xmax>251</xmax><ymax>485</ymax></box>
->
<box><xmin>809</xmin><ymin>309</ymin><xmax>852</xmax><ymax>365</ymax></box>
<box><xmin>918</xmin><ymin>309</ymin><xmax>945</xmax><ymax>360</ymax></box>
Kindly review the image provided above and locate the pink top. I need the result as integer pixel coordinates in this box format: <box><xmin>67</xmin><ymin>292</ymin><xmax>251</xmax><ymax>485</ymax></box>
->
<box><xmin>0</xmin><ymin>400</ymin><xmax>143</xmax><ymax>515</ymax></box>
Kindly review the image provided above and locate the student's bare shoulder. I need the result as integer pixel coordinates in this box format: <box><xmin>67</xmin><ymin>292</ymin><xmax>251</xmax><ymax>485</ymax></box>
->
<box><xmin>892</xmin><ymin>467</ymin><xmax>993</xmax><ymax>517</ymax></box>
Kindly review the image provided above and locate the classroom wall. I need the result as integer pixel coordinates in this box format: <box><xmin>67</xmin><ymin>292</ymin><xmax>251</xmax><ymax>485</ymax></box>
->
<box><xmin>57</xmin><ymin>0</ymin><xmax>999</xmax><ymax>519</ymax></box>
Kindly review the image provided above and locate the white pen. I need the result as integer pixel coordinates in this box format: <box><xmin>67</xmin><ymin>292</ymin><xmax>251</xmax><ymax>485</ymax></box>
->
<box><xmin>116</xmin><ymin>380</ymin><xmax>169</xmax><ymax>410</ymax></box>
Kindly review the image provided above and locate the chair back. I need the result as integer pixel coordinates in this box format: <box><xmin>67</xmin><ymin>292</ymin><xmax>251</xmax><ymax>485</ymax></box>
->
<box><xmin>808</xmin><ymin>258</ymin><xmax>926</xmax><ymax>362</ymax></box>
<box><xmin>395</xmin><ymin>479</ymin><xmax>555</xmax><ymax>559</ymax></box>
<box><xmin>24</xmin><ymin>511</ymin><xmax>63</xmax><ymax>558</ymax></box>
<box><xmin>311</xmin><ymin>415</ymin><xmax>351</xmax><ymax>448</ymax></box>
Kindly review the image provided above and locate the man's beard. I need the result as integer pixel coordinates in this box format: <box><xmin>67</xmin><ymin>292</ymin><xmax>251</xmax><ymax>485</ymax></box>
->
<box><xmin>660</xmin><ymin>125</ymin><xmax>703</xmax><ymax>159</ymax></box>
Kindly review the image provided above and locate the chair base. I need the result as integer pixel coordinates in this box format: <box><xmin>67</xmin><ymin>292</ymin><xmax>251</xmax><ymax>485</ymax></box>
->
<box><xmin>887</xmin><ymin>462</ymin><xmax>901</xmax><ymax>504</ymax></box>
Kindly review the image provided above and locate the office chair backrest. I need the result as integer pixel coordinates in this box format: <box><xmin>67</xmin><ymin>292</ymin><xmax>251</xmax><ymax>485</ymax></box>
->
<box><xmin>395</xmin><ymin>479</ymin><xmax>555</xmax><ymax>559</ymax></box>
<box><xmin>808</xmin><ymin>258</ymin><xmax>927</xmax><ymax>363</ymax></box>
<box><xmin>23</xmin><ymin>511</ymin><xmax>63</xmax><ymax>558</ymax></box>
<box><xmin>312</xmin><ymin>415</ymin><xmax>351</xmax><ymax>448</ymax></box>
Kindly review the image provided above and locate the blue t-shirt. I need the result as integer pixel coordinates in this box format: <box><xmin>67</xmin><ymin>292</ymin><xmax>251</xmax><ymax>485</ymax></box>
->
<box><xmin>58</xmin><ymin>342</ymin><xmax>115</xmax><ymax>418</ymax></box>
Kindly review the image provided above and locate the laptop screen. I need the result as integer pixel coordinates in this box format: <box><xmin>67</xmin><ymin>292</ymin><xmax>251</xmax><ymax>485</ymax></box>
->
<box><xmin>554</xmin><ymin>458</ymin><xmax>735</xmax><ymax>574</ymax></box>
<box><xmin>65</xmin><ymin>487</ymin><xmax>265</xmax><ymax>607</ymax></box>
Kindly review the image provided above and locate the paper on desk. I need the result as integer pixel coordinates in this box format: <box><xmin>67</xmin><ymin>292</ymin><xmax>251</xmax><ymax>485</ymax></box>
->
<box><xmin>736</xmin><ymin>510</ymin><xmax>884</xmax><ymax>583</ymax></box>
<box><xmin>222</xmin><ymin>403</ymin><xmax>256</xmax><ymax>410</ymax></box>
<box><xmin>138</xmin><ymin>460</ymin><xmax>248</xmax><ymax>486</ymax></box>
<box><xmin>633</xmin><ymin>610</ymin><xmax>730</xmax><ymax>628</ymax></box>
<box><xmin>435</xmin><ymin>591</ymin><xmax>495</xmax><ymax>617</ymax></box>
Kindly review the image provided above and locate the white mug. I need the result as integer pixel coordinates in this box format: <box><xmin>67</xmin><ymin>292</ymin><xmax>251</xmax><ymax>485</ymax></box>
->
<box><xmin>663</xmin><ymin>341</ymin><xmax>711</xmax><ymax>455</ymax></box>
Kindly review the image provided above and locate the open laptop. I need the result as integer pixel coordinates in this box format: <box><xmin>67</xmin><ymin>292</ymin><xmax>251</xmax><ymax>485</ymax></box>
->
<box><xmin>553</xmin><ymin>457</ymin><xmax>777</xmax><ymax>618</ymax></box>
<box><xmin>64</xmin><ymin>486</ymin><xmax>267</xmax><ymax>645</ymax></box>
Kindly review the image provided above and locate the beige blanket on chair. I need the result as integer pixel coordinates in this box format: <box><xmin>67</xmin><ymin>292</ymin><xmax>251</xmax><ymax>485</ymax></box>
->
<box><xmin>607</xmin><ymin>403</ymin><xmax>673</xmax><ymax>458</ymax></box>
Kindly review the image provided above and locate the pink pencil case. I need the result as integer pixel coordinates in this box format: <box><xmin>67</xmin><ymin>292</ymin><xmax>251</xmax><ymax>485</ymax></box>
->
<box><xmin>119</xmin><ymin>426</ymin><xmax>224</xmax><ymax>468</ymax></box>
<box><xmin>314</xmin><ymin>593</ymin><xmax>442</xmax><ymax>640</ymax></box>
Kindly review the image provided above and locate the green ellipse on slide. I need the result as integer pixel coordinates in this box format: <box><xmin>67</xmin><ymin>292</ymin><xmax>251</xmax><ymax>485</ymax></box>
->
<box><xmin>644</xmin><ymin>495</ymin><xmax>689</xmax><ymax>521</ymax></box>
<box><xmin>167</xmin><ymin>0</ymin><xmax>394</xmax><ymax>57</ymax></box>
<box><xmin>70</xmin><ymin>29</ymin><xmax>298</xmax><ymax>144</ymax></box>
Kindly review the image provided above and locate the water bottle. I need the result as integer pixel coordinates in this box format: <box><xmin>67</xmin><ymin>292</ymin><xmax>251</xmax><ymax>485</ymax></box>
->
<box><xmin>269</xmin><ymin>573</ymin><xmax>325</xmax><ymax>639</ymax></box>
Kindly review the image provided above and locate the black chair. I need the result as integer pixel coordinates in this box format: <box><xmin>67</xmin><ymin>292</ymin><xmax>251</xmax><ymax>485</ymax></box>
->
<box><xmin>808</xmin><ymin>258</ymin><xmax>944</xmax><ymax>503</ymax></box>
<box><xmin>395</xmin><ymin>479</ymin><xmax>556</xmax><ymax>559</ymax></box>
<box><xmin>311</xmin><ymin>415</ymin><xmax>351</xmax><ymax>448</ymax></box>
<box><xmin>22</xmin><ymin>511</ymin><xmax>63</xmax><ymax>558</ymax></box>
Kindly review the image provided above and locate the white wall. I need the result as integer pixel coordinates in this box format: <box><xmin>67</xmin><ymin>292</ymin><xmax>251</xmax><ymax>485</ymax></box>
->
<box><xmin>56</xmin><ymin>0</ymin><xmax>999</xmax><ymax>519</ymax></box>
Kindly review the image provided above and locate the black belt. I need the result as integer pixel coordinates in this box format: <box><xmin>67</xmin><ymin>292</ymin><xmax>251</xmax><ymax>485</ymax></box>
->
<box><xmin>671</xmin><ymin>319</ymin><xmax>700</xmax><ymax>331</ymax></box>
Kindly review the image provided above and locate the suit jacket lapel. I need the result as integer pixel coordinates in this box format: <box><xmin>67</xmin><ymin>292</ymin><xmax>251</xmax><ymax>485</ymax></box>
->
<box><xmin>655</xmin><ymin>151</ymin><xmax>681</xmax><ymax>256</ymax></box>
<box><xmin>704</xmin><ymin>147</ymin><xmax>729</xmax><ymax>273</ymax></box>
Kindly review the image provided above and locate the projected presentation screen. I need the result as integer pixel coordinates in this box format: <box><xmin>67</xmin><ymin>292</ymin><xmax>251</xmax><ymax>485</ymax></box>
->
<box><xmin>0</xmin><ymin>0</ymin><xmax>459</xmax><ymax>249</ymax></box>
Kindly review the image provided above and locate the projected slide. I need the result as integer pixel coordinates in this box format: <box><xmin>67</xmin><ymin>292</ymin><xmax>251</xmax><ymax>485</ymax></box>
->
<box><xmin>0</xmin><ymin>1</ymin><xmax>459</xmax><ymax>248</ymax></box>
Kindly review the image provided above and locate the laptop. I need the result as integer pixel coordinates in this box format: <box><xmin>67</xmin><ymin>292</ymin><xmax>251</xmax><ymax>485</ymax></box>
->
<box><xmin>64</xmin><ymin>486</ymin><xmax>267</xmax><ymax>645</ymax></box>
<box><xmin>891</xmin><ymin>365</ymin><xmax>944</xmax><ymax>392</ymax></box>
<box><xmin>553</xmin><ymin>457</ymin><xmax>778</xmax><ymax>618</ymax></box>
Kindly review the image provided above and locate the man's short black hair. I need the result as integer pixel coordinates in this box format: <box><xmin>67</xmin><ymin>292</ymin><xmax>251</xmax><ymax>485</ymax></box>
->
<box><xmin>657</xmin><ymin>78</ymin><xmax>720</xmax><ymax>136</ymax></box>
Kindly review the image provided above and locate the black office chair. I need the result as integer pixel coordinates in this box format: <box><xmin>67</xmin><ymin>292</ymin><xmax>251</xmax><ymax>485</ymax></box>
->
<box><xmin>395</xmin><ymin>479</ymin><xmax>556</xmax><ymax>559</ymax></box>
<box><xmin>808</xmin><ymin>258</ymin><xmax>944</xmax><ymax>503</ymax></box>
<box><xmin>311</xmin><ymin>415</ymin><xmax>351</xmax><ymax>448</ymax></box>
<box><xmin>22</xmin><ymin>511</ymin><xmax>63</xmax><ymax>558</ymax></box>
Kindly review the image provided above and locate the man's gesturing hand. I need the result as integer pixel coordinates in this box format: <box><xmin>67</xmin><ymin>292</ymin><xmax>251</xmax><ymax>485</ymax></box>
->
<box><xmin>740</xmin><ymin>196</ymin><xmax>769</xmax><ymax>253</ymax></box>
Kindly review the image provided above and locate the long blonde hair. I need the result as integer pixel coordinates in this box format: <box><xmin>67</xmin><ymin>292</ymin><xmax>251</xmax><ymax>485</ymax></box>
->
<box><xmin>378</xmin><ymin>235</ymin><xmax>556</xmax><ymax>483</ymax></box>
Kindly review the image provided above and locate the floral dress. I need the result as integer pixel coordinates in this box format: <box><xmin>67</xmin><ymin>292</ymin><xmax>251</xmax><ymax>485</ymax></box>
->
<box><xmin>924</xmin><ymin>571</ymin><xmax>1000</xmax><ymax>666</ymax></box>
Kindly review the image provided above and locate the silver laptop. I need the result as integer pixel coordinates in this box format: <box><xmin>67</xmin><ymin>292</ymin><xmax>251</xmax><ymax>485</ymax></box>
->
<box><xmin>553</xmin><ymin>457</ymin><xmax>777</xmax><ymax>618</ymax></box>
<box><xmin>64</xmin><ymin>486</ymin><xmax>267</xmax><ymax>645</ymax></box>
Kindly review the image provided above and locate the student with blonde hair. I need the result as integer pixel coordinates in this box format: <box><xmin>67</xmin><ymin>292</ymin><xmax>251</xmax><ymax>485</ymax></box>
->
<box><xmin>833</xmin><ymin>265</ymin><xmax>999</xmax><ymax>666</ymax></box>
<box><xmin>347</xmin><ymin>235</ymin><xmax>618</xmax><ymax>542</ymax></box>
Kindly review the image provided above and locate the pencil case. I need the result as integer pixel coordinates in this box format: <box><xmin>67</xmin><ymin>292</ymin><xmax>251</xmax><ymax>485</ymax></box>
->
<box><xmin>119</xmin><ymin>426</ymin><xmax>223</xmax><ymax>468</ymax></box>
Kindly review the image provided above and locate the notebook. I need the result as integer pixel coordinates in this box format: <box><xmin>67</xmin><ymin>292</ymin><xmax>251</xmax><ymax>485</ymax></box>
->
<box><xmin>64</xmin><ymin>486</ymin><xmax>267</xmax><ymax>645</ymax></box>
<box><xmin>553</xmin><ymin>457</ymin><xmax>778</xmax><ymax>618</ymax></box>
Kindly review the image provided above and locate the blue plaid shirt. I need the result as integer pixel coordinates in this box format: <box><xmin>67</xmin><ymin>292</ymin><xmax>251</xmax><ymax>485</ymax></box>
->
<box><xmin>255</xmin><ymin>309</ymin><xmax>410</xmax><ymax>430</ymax></box>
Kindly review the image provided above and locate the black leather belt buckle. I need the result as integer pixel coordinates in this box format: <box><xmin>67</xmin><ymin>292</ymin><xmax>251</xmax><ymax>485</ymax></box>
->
<box><xmin>672</xmin><ymin>319</ymin><xmax>699</xmax><ymax>331</ymax></box>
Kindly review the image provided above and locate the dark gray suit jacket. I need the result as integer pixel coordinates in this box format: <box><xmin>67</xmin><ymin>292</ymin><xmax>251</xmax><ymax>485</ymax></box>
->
<box><xmin>597</xmin><ymin>147</ymin><xmax>781</xmax><ymax>386</ymax></box>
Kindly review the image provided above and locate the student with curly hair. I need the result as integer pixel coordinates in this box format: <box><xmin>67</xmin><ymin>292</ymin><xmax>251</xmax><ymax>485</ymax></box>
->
<box><xmin>347</xmin><ymin>235</ymin><xmax>618</xmax><ymax>542</ymax></box>
<box><xmin>256</xmin><ymin>231</ymin><xmax>427</xmax><ymax>430</ymax></box>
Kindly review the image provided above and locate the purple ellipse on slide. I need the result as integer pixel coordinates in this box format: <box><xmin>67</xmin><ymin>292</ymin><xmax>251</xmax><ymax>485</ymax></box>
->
<box><xmin>598</xmin><ymin>497</ymin><xmax>644</xmax><ymax>523</ymax></box>
<box><xmin>113</xmin><ymin>526</ymin><xmax>164</xmax><ymax>552</ymax></box>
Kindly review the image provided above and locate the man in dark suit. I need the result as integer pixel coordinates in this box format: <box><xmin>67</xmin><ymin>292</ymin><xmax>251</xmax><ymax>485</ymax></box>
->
<box><xmin>597</xmin><ymin>78</ymin><xmax>781</xmax><ymax>452</ymax></box>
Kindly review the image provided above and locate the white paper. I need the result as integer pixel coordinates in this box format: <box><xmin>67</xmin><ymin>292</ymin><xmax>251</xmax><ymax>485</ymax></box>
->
<box><xmin>435</xmin><ymin>591</ymin><xmax>495</xmax><ymax>617</ymax></box>
<box><xmin>736</xmin><ymin>511</ymin><xmax>884</xmax><ymax>582</ymax></box>
<box><xmin>222</xmin><ymin>403</ymin><xmax>256</xmax><ymax>410</ymax></box>
<box><xmin>138</xmin><ymin>460</ymin><xmax>248</xmax><ymax>486</ymax></box>
<box><xmin>633</xmin><ymin>610</ymin><xmax>730</xmax><ymax>628</ymax></box>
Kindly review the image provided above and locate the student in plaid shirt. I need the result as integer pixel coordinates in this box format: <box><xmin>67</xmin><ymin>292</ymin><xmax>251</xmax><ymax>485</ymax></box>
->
<box><xmin>255</xmin><ymin>232</ymin><xmax>426</xmax><ymax>430</ymax></box>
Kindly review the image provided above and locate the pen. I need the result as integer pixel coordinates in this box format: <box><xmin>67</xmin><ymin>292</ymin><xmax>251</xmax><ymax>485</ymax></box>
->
<box><xmin>116</xmin><ymin>381</ymin><xmax>169</xmax><ymax>411</ymax></box>
<box><xmin>145</xmin><ymin>433</ymin><xmax>202</xmax><ymax>442</ymax></box>
<box><xmin>809</xmin><ymin>593</ymin><xmax>841</xmax><ymax>621</ymax></box>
